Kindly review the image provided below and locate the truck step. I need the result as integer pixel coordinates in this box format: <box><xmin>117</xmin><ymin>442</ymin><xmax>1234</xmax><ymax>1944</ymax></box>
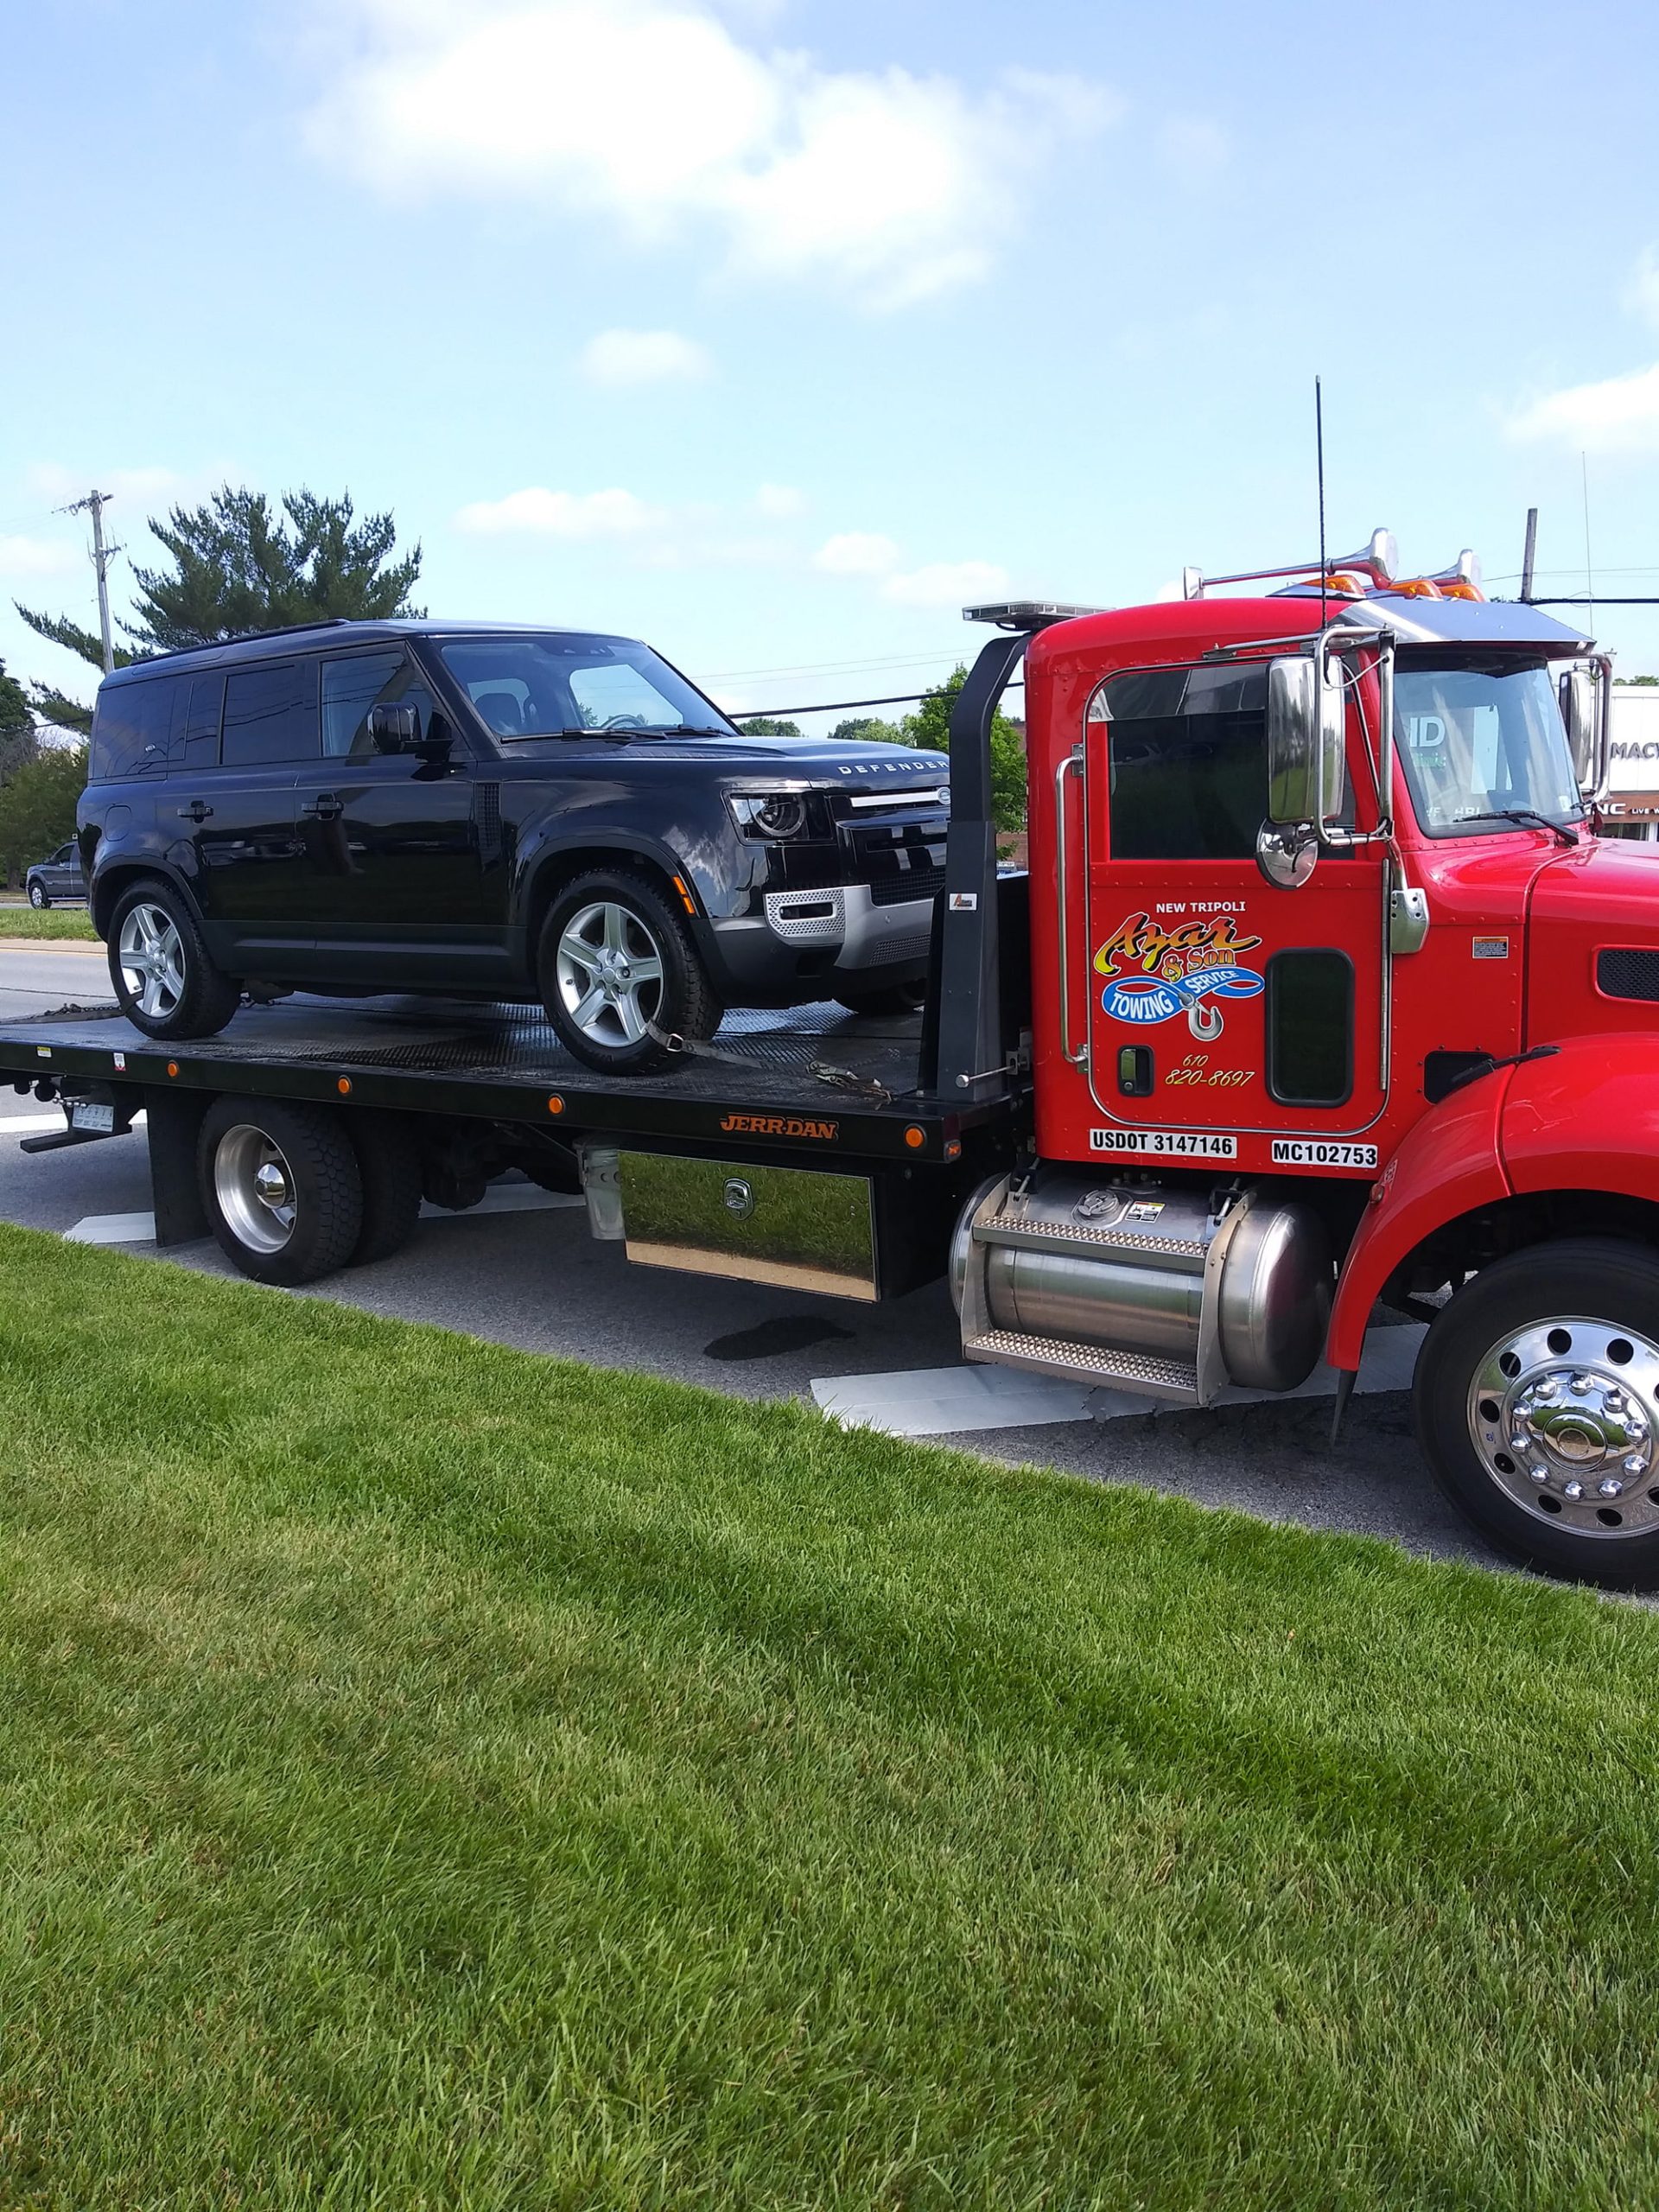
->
<box><xmin>962</xmin><ymin>1329</ymin><xmax>1199</xmax><ymax>1404</ymax></box>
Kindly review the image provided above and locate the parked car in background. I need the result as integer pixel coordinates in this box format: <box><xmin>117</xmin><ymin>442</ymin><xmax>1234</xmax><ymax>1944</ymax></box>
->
<box><xmin>76</xmin><ymin>620</ymin><xmax>950</xmax><ymax>1071</ymax></box>
<box><xmin>25</xmin><ymin>842</ymin><xmax>86</xmax><ymax>908</ymax></box>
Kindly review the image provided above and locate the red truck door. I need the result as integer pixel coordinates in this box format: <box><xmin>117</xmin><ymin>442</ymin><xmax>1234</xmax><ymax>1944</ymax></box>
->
<box><xmin>1079</xmin><ymin>658</ymin><xmax>1389</xmax><ymax>1169</ymax></box>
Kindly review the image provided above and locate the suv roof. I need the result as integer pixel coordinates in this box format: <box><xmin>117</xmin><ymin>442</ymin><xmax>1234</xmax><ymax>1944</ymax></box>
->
<box><xmin>99</xmin><ymin>619</ymin><xmax>632</xmax><ymax>685</ymax></box>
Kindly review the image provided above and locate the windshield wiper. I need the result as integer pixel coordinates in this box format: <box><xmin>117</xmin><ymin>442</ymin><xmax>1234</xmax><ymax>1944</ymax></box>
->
<box><xmin>1454</xmin><ymin>808</ymin><xmax>1580</xmax><ymax>848</ymax></box>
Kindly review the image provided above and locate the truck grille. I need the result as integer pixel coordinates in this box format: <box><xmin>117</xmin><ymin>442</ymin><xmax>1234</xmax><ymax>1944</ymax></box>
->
<box><xmin>1598</xmin><ymin>948</ymin><xmax>1659</xmax><ymax>1001</ymax></box>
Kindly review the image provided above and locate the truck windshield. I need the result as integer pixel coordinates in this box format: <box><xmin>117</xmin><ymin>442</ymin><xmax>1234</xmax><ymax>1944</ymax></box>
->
<box><xmin>1394</xmin><ymin>658</ymin><xmax>1584</xmax><ymax>838</ymax></box>
<box><xmin>438</xmin><ymin>634</ymin><xmax>737</xmax><ymax>740</ymax></box>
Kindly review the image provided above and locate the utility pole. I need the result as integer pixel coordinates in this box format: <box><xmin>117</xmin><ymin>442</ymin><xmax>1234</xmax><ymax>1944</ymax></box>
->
<box><xmin>1521</xmin><ymin>506</ymin><xmax>1538</xmax><ymax>603</ymax></box>
<box><xmin>60</xmin><ymin>490</ymin><xmax>119</xmax><ymax>672</ymax></box>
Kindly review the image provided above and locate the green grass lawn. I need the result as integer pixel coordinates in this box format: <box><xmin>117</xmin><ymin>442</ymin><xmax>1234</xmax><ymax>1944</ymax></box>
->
<box><xmin>3</xmin><ymin>1224</ymin><xmax>1658</xmax><ymax>2207</ymax></box>
<box><xmin>0</xmin><ymin>905</ymin><xmax>97</xmax><ymax>940</ymax></box>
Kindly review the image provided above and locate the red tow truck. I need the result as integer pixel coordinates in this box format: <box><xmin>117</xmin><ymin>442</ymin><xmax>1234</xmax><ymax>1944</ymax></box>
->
<box><xmin>3</xmin><ymin>531</ymin><xmax>1651</xmax><ymax>1585</ymax></box>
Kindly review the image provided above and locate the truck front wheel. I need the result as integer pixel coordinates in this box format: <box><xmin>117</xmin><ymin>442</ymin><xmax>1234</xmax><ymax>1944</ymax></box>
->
<box><xmin>1415</xmin><ymin>1238</ymin><xmax>1659</xmax><ymax>1590</ymax></box>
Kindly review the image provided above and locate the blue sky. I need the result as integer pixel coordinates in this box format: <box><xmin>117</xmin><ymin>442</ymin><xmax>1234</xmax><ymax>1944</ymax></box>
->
<box><xmin>4</xmin><ymin>0</ymin><xmax>1659</xmax><ymax>734</ymax></box>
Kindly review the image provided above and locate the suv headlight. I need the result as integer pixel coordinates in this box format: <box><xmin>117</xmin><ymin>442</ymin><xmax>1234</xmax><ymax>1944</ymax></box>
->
<box><xmin>729</xmin><ymin>792</ymin><xmax>809</xmax><ymax>839</ymax></box>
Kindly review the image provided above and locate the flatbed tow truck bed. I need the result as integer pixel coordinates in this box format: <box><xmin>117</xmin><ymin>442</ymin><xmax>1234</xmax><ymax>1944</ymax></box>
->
<box><xmin>0</xmin><ymin>993</ymin><xmax>1027</xmax><ymax>1294</ymax></box>
<box><xmin>0</xmin><ymin>994</ymin><xmax>1020</xmax><ymax>1158</ymax></box>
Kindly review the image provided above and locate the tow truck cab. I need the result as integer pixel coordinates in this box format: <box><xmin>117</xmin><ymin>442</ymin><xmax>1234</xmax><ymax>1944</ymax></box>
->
<box><xmin>949</xmin><ymin>538</ymin><xmax>1659</xmax><ymax>1584</ymax></box>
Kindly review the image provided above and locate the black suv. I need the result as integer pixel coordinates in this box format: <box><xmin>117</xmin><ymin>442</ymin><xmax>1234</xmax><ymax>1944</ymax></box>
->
<box><xmin>76</xmin><ymin>620</ymin><xmax>950</xmax><ymax>1072</ymax></box>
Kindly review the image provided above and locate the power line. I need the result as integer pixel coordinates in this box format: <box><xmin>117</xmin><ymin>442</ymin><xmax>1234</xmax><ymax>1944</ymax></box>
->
<box><xmin>733</xmin><ymin>680</ymin><xmax>1026</xmax><ymax>719</ymax></box>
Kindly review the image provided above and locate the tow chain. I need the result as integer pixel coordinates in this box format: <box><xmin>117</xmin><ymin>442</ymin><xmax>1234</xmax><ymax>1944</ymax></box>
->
<box><xmin>645</xmin><ymin>1022</ymin><xmax>896</xmax><ymax>1107</ymax></box>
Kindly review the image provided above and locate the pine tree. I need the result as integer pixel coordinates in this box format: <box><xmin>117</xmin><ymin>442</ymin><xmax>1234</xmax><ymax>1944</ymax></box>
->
<box><xmin>15</xmin><ymin>486</ymin><xmax>423</xmax><ymax>726</ymax></box>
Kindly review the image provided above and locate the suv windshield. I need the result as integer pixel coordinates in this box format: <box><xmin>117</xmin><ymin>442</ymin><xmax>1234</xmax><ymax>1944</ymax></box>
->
<box><xmin>438</xmin><ymin>633</ymin><xmax>736</xmax><ymax>741</ymax></box>
<box><xmin>1394</xmin><ymin>657</ymin><xmax>1584</xmax><ymax>837</ymax></box>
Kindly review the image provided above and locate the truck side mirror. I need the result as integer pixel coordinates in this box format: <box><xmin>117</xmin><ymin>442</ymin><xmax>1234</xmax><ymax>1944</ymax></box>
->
<box><xmin>1260</xmin><ymin>653</ymin><xmax>1344</xmax><ymax>887</ymax></box>
<box><xmin>1560</xmin><ymin>667</ymin><xmax>1598</xmax><ymax>793</ymax></box>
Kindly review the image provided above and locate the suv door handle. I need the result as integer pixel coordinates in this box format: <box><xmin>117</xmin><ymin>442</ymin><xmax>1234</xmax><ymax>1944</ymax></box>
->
<box><xmin>177</xmin><ymin>800</ymin><xmax>213</xmax><ymax>823</ymax></box>
<box><xmin>300</xmin><ymin>793</ymin><xmax>343</xmax><ymax>821</ymax></box>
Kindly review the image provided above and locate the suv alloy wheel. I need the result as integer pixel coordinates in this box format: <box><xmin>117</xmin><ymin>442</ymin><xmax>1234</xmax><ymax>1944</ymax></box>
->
<box><xmin>538</xmin><ymin>867</ymin><xmax>719</xmax><ymax>1076</ymax></box>
<box><xmin>107</xmin><ymin>877</ymin><xmax>241</xmax><ymax>1040</ymax></box>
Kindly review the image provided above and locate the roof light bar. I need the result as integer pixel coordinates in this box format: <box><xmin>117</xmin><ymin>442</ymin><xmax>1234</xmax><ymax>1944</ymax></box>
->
<box><xmin>963</xmin><ymin>601</ymin><xmax>1101</xmax><ymax>631</ymax></box>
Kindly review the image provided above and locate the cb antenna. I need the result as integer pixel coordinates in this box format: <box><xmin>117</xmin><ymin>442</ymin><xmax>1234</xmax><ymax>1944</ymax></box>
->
<box><xmin>1315</xmin><ymin>376</ymin><xmax>1327</xmax><ymax>633</ymax></box>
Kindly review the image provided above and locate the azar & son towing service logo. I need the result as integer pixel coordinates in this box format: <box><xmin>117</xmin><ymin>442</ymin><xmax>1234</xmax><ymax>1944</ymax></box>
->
<box><xmin>1094</xmin><ymin>909</ymin><xmax>1264</xmax><ymax>1041</ymax></box>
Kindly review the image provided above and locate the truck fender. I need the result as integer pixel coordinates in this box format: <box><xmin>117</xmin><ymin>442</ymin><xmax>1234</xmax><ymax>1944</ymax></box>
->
<box><xmin>1501</xmin><ymin>1032</ymin><xmax>1659</xmax><ymax>1208</ymax></box>
<box><xmin>1325</xmin><ymin>1076</ymin><xmax>1514</xmax><ymax>1372</ymax></box>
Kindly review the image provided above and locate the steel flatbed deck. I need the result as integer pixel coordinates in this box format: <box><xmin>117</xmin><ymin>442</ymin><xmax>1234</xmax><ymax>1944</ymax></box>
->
<box><xmin>0</xmin><ymin>993</ymin><xmax>1025</xmax><ymax>1166</ymax></box>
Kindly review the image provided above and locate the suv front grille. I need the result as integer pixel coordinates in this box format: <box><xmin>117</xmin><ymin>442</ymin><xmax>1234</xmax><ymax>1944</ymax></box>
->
<box><xmin>869</xmin><ymin>862</ymin><xmax>944</xmax><ymax>907</ymax></box>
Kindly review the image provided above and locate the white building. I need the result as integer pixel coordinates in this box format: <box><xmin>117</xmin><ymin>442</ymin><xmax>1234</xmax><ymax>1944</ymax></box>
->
<box><xmin>1599</xmin><ymin>686</ymin><xmax>1659</xmax><ymax>842</ymax></box>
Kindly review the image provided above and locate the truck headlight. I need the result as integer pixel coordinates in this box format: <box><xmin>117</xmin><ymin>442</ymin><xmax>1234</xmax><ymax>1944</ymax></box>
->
<box><xmin>729</xmin><ymin>793</ymin><xmax>808</xmax><ymax>839</ymax></box>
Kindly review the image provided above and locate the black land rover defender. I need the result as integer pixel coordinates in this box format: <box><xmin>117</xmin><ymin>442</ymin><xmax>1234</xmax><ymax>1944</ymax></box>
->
<box><xmin>75</xmin><ymin>620</ymin><xmax>950</xmax><ymax>1073</ymax></box>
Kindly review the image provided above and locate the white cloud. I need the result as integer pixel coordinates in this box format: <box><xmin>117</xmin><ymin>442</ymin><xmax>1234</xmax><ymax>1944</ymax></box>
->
<box><xmin>882</xmin><ymin>558</ymin><xmax>1008</xmax><ymax>607</ymax></box>
<box><xmin>25</xmin><ymin>463</ymin><xmax>185</xmax><ymax>506</ymax></box>
<box><xmin>1508</xmin><ymin>362</ymin><xmax>1659</xmax><ymax>456</ymax></box>
<box><xmin>454</xmin><ymin>486</ymin><xmax>667</xmax><ymax>537</ymax></box>
<box><xmin>1624</xmin><ymin>247</ymin><xmax>1659</xmax><ymax>332</ymax></box>
<box><xmin>814</xmin><ymin>531</ymin><xmax>899</xmax><ymax>575</ymax></box>
<box><xmin>579</xmin><ymin>327</ymin><xmax>713</xmax><ymax>385</ymax></box>
<box><xmin>1158</xmin><ymin>116</ymin><xmax>1228</xmax><ymax>181</ymax></box>
<box><xmin>754</xmin><ymin>482</ymin><xmax>805</xmax><ymax>518</ymax></box>
<box><xmin>307</xmin><ymin>2</ymin><xmax>1112</xmax><ymax>307</ymax></box>
<box><xmin>0</xmin><ymin>535</ymin><xmax>78</xmax><ymax>579</ymax></box>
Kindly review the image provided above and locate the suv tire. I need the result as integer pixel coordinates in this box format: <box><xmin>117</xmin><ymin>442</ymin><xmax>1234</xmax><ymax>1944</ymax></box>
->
<box><xmin>539</xmin><ymin>868</ymin><xmax>719</xmax><ymax>1076</ymax></box>
<box><xmin>108</xmin><ymin>877</ymin><xmax>239</xmax><ymax>1040</ymax></box>
<box><xmin>28</xmin><ymin>880</ymin><xmax>48</xmax><ymax>910</ymax></box>
<box><xmin>835</xmin><ymin>980</ymin><xmax>927</xmax><ymax>1017</ymax></box>
<box><xmin>198</xmin><ymin>1096</ymin><xmax>365</xmax><ymax>1286</ymax></box>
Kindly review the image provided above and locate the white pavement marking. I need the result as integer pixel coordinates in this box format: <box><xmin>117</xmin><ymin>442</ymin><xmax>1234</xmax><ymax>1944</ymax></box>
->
<box><xmin>811</xmin><ymin>1325</ymin><xmax>1427</xmax><ymax>1438</ymax></box>
<box><xmin>64</xmin><ymin>1211</ymin><xmax>158</xmax><ymax>1246</ymax></box>
<box><xmin>62</xmin><ymin>1182</ymin><xmax>586</xmax><ymax>1248</ymax></box>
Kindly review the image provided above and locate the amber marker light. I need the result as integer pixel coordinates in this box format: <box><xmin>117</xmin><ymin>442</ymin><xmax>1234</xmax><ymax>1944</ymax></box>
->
<box><xmin>671</xmin><ymin>874</ymin><xmax>697</xmax><ymax>917</ymax></box>
<box><xmin>166</xmin><ymin>1061</ymin><xmax>179</xmax><ymax>1077</ymax></box>
<box><xmin>904</xmin><ymin>1125</ymin><xmax>926</xmax><ymax>1149</ymax></box>
<box><xmin>548</xmin><ymin>1095</ymin><xmax>565</xmax><ymax>1115</ymax></box>
<box><xmin>337</xmin><ymin>1077</ymin><xmax>353</xmax><ymax>1095</ymax></box>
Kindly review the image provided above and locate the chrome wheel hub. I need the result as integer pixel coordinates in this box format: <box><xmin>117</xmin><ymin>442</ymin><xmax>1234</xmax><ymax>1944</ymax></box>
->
<box><xmin>1468</xmin><ymin>1317</ymin><xmax>1659</xmax><ymax>1538</ymax></box>
<box><xmin>116</xmin><ymin>902</ymin><xmax>187</xmax><ymax>1021</ymax></box>
<box><xmin>214</xmin><ymin>1124</ymin><xmax>298</xmax><ymax>1253</ymax></box>
<box><xmin>555</xmin><ymin>900</ymin><xmax>664</xmax><ymax>1049</ymax></box>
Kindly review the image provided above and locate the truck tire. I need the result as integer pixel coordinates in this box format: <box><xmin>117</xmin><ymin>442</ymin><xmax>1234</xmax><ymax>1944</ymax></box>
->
<box><xmin>346</xmin><ymin>1111</ymin><xmax>424</xmax><ymax>1266</ymax></box>
<box><xmin>108</xmin><ymin>877</ymin><xmax>240</xmax><ymax>1041</ymax></box>
<box><xmin>538</xmin><ymin>867</ymin><xmax>719</xmax><ymax>1076</ymax></box>
<box><xmin>198</xmin><ymin>1096</ymin><xmax>364</xmax><ymax>1287</ymax></box>
<box><xmin>1414</xmin><ymin>1237</ymin><xmax>1659</xmax><ymax>1590</ymax></box>
<box><xmin>29</xmin><ymin>881</ymin><xmax>48</xmax><ymax>909</ymax></box>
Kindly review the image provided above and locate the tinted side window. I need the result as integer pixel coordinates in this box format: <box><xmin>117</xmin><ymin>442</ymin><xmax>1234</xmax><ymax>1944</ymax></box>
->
<box><xmin>221</xmin><ymin>662</ymin><xmax>319</xmax><ymax>766</ymax></box>
<box><xmin>1102</xmin><ymin>664</ymin><xmax>1267</xmax><ymax>861</ymax></box>
<box><xmin>321</xmin><ymin>652</ymin><xmax>443</xmax><ymax>759</ymax></box>
<box><xmin>1266</xmin><ymin>950</ymin><xmax>1354</xmax><ymax>1107</ymax></box>
<box><xmin>177</xmin><ymin>673</ymin><xmax>226</xmax><ymax>772</ymax></box>
<box><xmin>89</xmin><ymin>676</ymin><xmax>185</xmax><ymax>781</ymax></box>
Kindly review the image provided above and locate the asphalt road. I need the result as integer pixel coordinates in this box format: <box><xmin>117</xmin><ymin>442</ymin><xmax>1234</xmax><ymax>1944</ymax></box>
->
<box><xmin>0</xmin><ymin>940</ymin><xmax>1508</xmax><ymax>1576</ymax></box>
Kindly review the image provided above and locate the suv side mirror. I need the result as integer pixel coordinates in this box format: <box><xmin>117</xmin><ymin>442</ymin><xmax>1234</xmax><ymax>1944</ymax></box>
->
<box><xmin>1560</xmin><ymin>667</ymin><xmax>1599</xmax><ymax>792</ymax></box>
<box><xmin>370</xmin><ymin>702</ymin><xmax>419</xmax><ymax>753</ymax></box>
<box><xmin>369</xmin><ymin>702</ymin><xmax>453</xmax><ymax>761</ymax></box>
<box><xmin>1260</xmin><ymin>652</ymin><xmax>1345</xmax><ymax>887</ymax></box>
